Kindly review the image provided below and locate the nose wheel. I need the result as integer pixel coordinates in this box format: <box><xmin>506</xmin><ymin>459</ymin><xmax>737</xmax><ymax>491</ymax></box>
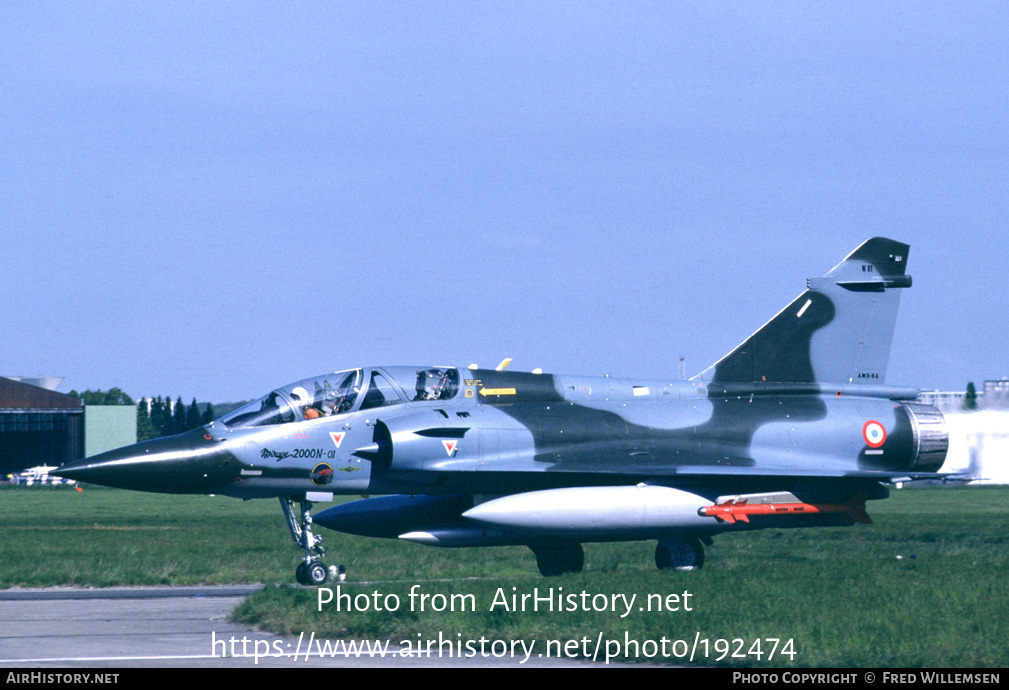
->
<box><xmin>295</xmin><ymin>560</ymin><xmax>329</xmax><ymax>586</ymax></box>
<box><xmin>280</xmin><ymin>497</ymin><xmax>329</xmax><ymax>585</ymax></box>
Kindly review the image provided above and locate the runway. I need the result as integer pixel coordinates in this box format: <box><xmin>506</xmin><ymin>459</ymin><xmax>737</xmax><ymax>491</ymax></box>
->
<box><xmin>0</xmin><ymin>586</ymin><xmax>617</xmax><ymax>668</ymax></box>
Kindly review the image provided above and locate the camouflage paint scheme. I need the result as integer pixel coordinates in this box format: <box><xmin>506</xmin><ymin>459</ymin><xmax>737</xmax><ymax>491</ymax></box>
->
<box><xmin>57</xmin><ymin>238</ymin><xmax>950</xmax><ymax>579</ymax></box>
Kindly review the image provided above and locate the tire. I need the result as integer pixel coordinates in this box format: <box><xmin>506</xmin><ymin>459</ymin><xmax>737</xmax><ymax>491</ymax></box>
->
<box><xmin>307</xmin><ymin>561</ymin><xmax>329</xmax><ymax>585</ymax></box>
<box><xmin>295</xmin><ymin>561</ymin><xmax>311</xmax><ymax>585</ymax></box>
<box><xmin>532</xmin><ymin>542</ymin><xmax>585</xmax><ymax>576</ymax></box>
<box><xmin>655</xmin><ymin>537</ymin><xmax>704</xmax><ymax>571</ymax></box>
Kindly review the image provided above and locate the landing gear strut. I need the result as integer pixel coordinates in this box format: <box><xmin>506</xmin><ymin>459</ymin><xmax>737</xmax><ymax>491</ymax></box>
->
<box><xmin>280</xmin><ymin>497</ymin><xmax>328</xmax><ymax>585</ymax></box>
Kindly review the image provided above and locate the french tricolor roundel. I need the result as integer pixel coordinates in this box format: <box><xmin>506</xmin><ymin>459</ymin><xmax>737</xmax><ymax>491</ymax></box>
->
<box><xmin>442</xmin><ymin>440</ymin><xmax>458</xmax><ymax>456</ymax></box>
<box><xmin>862</xmin><ymin>420</ymin><xmax>887</xmax><ymax>448</ymax></box>
<box><xmin>329</xmin><ymin>432</ymin><xmax>346</xmax><ymax>449</ymax></box>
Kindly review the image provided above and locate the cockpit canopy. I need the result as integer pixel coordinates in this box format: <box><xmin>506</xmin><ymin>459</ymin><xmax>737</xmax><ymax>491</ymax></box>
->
<box><xmin>219</xmin><ymin>366</ymin><xmax>461</xmax><ymax>429</ymax></box>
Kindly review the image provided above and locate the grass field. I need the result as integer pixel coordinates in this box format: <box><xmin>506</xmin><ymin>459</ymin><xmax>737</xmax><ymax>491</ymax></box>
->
<box><xmin>2</xmin><ymin>484</ymin><xmax>1007</xmax><ymax>666</ymax></box>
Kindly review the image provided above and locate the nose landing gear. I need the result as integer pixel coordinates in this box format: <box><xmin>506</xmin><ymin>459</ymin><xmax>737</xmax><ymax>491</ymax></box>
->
<box><xmin>280</xmin><ymin>497</ymin><xmax>329</xmax><ymax>585</ymax></box>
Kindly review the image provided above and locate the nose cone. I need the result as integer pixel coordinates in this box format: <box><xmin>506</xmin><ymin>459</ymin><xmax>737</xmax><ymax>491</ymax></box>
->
<box><xmin>55</xmin><ymin>428</ymin><xmax>240</xmax><ymax>494</ymax></box>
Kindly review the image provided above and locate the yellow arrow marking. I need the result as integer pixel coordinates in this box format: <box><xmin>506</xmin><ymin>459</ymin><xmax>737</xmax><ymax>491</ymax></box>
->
<box><xmin>479</xmin><ymin>387</ymin><xmax>516</xmax><ymax>396</ymax></box>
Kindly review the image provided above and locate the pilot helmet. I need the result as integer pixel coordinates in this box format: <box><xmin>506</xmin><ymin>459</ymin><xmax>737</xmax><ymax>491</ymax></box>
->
<box><xmin>290</xmin><ymin>386</ymin><xmax>311</xmax><ymax>407</ymax></box>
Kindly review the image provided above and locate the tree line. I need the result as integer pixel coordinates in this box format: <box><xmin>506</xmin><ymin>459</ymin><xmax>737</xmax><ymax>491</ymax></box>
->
<box><xmin>137</xmin><ymin>396</ymin><xmax>216</xmax><ymax>442</ymax></box>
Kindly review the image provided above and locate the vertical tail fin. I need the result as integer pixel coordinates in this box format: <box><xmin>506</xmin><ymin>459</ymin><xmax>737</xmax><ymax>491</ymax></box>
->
<box><xmin>694</xmin><ymin>238</ymin><xmax>911</xmax><ymax>386</ymax></box>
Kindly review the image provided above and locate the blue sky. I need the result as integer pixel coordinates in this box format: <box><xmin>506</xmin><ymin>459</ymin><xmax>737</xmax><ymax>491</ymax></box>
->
<box><xmin>2</xmin><ymin>2</ymin><xmax>1006</xmax><ymax>401</ymax></box>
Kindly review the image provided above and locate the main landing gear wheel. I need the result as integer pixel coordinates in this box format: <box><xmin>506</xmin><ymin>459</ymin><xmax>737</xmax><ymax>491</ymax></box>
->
<box><xmin>531</xmin><ymin>542</ymin><xmax>585</xmax><ymax>577</ymax></box>
<box><xmin>655</xmin><ymin>537</ymin><xmax>704</xmax><ymax>571</ymax></box>
<box><xmin>281</xmin><ymin>497</ymin><xmax>329</xmax><ymax>585</ymax></box>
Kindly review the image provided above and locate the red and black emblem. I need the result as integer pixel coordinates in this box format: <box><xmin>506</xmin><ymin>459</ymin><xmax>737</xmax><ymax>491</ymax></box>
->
<box><xmin>310</xmin><ymin>462</ymin><xmax>335</xmax><ymax>486</ymax></box>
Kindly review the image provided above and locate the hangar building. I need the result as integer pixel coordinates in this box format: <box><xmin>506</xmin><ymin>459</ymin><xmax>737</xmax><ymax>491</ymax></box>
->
<box><xmin>0</xmin><ymin>377</ymin><xmax>84</xmax><ymax>475</ymax></box>
<box><xmin>1</xmin><ymin>377</ymin><xmax>137</xmax><ymax>476</ymax></box>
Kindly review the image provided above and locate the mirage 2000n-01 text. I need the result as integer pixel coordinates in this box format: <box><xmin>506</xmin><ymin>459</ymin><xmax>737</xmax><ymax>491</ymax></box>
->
<box><xmin>57</xmin><ymin>238</ymin><xmax>950</xmax><ymax>584</ymax></box>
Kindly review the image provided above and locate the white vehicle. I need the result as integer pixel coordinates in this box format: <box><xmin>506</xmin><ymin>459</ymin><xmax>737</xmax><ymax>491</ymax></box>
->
<box><xmin>15</xmin><ymin>465</ymin><xmax>76</xmax><ymax>486</ymax></box>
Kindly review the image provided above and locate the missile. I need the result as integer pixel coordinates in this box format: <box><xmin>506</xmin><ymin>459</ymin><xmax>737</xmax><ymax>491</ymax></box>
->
<box><xmin>462</xmin><ymin>485</ymin><xmax>714</xmax><ymax>537</ymax></box>
<box><xmin>698</xmin><ymin>500</ymin><xmax>871</xmax><ymax>525</ymax></box>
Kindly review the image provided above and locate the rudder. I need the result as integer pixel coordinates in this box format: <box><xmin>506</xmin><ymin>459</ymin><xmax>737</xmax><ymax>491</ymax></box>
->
<box><xmin>694</xmin><ymin>238</ymin><xmax>911</xmax><ymax>386</ymax></box>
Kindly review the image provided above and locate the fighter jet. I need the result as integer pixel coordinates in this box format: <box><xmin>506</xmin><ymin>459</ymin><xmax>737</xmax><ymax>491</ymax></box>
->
<box><xmin>57</xmin><ymin>238</ymin><xmax>949</xmax><ymax>584</ymax></box>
